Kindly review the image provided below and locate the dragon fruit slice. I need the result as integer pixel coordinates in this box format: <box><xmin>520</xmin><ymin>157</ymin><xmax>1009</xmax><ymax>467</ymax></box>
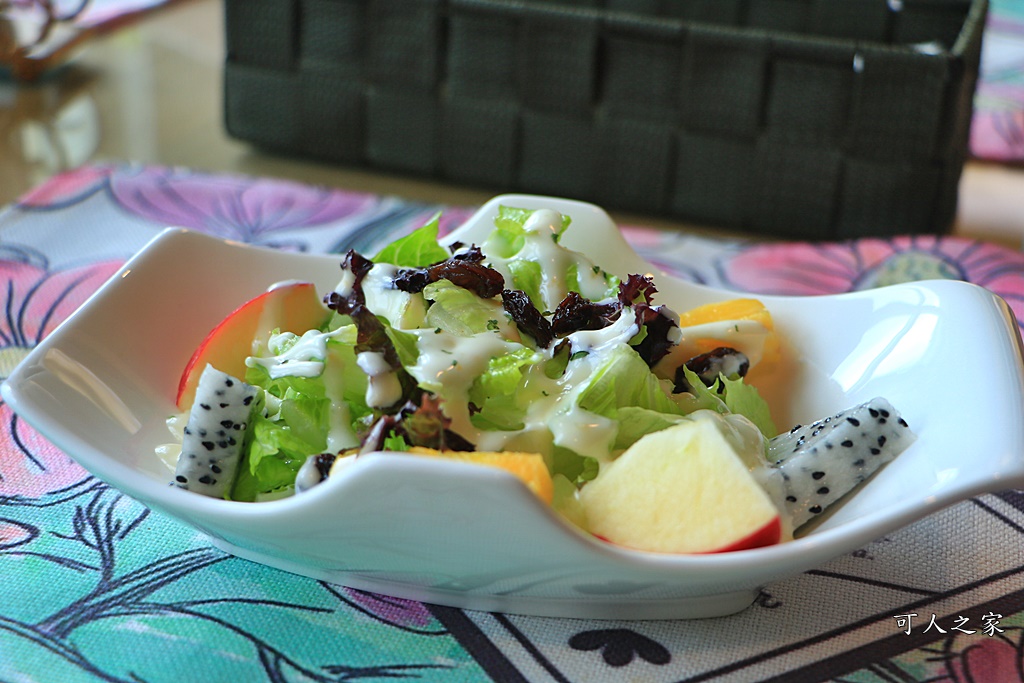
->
<box><xmin>766</xmin><ymin>397</ymin><xmax>915</xmax><ymax>529</ymax></box>
<box><xmin>173</xmin><ymin>364</ymin><xmax>256</xmax><ymax>498</ymax></box>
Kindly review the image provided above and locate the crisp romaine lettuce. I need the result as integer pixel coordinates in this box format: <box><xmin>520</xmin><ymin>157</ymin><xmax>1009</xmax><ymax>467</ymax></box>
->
<box><xmin>472</xmin><ymin>346</ymin><xmax>540</xmax><ymax>398</ymax></box>
<box><xmin>233</xmin><ymin>326</ymin><xmax>375</xmax><ymax>501</ymax></box>
<box><xmin>551</xmin><ymin>446</ymin><xmax>598</xmax><ymax>486</ymax></box>
<box><xmin>422</xmin><ymin>280</ymin><xmax>505</xmax><ymax>337</ymax></box>
<box><xmin>576</xmin><ymin>343</ymin><xmax>683</xmax><ymax>419</ymax></box>
<box><xmin>384</xmin><ymin>325</ymin><xmax>420</xmax><ymax>369</ymax></box>
<box><xmin>467</xmin><ymin>347</ymin><xmax>541</xmax><ymax>431</ymax></box>
<box><xmin>675</xmin><ymin>365</ymin><xmax>777</xmax><ymax>438</ymax></box>
<box><xmin>485</xmin><ymin>205</ymin><xmax>573</xmax><ymax>258</ymax></box>
<box><xmin>232</xmin><ymin>412</ymin><xmax>323</xmax><ymax>501</ymax></box>
<box><xmin>721</xmin><ymin>374</ymin><xmax>777</xmax><ymax>438</ymax></box>
<box><xmin>508</xmin><ymin>259</ymin><xmax>544</xmax><ymax>310</ymax></box>
<box><xmin>611</xmin><ymin>406</ymin><xmax>684</xmax><ymax>451</ymax></box>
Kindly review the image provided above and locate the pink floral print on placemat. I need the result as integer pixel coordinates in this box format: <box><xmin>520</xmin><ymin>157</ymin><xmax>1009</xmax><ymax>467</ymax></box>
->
<box><xmin>720</xmin><ymin>235</ymin><xmax>1024</xmax><ymax>326</ymax></box>
<box><xmin>0</xmin><ymin>253</ymin><xmax>123</xmax><ymax>503</ymax></box>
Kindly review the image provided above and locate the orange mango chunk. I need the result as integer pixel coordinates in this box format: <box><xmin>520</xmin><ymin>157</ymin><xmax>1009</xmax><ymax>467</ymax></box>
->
<box><xmin>677</xmin><ymin>298</ymin><xmax>780</xmax><ymax>365</ymax></box>
<box><xmin>408</xmin><ymin>448</ymin><xmax>553</xmax><ymax>504</ymax></box>
<box><xmin>677</xmin><ymin>298</ymin><xmax>772</xmax><ymax>328</ymax></box>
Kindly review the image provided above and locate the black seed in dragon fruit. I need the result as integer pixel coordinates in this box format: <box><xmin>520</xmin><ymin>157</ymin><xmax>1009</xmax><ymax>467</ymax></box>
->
<box><xmin>173</xmin><ymin>364</ymin><xmax>256</xmax><ymax>498</ymax></box>
<box><xmin>766</xmin><ymin>397</ymin><xmax>915</xmax><ymax>529</ymax></box>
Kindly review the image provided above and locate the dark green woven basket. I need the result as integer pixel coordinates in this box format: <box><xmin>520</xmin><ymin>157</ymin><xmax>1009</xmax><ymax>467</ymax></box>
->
<box><xmin>224</xmin><ymin>0</ymin><xmax>987</xmax><ymax>239</ymax></box>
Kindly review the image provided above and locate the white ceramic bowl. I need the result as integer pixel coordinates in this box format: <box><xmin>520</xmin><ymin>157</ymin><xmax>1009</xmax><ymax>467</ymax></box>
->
<box><xmin>5</xmin><ymin>195</ymin><xmax>1024</xmax><ymax>620</ymax></box>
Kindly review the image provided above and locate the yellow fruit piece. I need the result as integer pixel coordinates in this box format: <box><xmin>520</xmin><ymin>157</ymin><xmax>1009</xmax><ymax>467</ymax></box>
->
<box><xmin>677</xmin><ymin>298</ymin><xmax>780</xmax><ymax>365</ymax></box>
<box><xmin>408</xmin><ymin>447</ymin><xmax>553</xmax><ymax>504</ymax></box>
<box><xmin>677</xmin><ymin>297</ymin><xmax>772</xmax><ymax>329</ymax></box>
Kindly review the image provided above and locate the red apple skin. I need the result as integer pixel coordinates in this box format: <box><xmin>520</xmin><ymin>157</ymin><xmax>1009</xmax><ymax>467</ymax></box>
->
<box><xmin>591</xmin><ymin>515</ymin><xmax>781</xmax><ymax>554</ymax></box>
<box><xmin>703</xmin><ymin>516</ymin><xmax>781</xmax><ymax>553</ymax></box>
<box><xmin>176</xmin><ymin>282</ymin><xmax>330</xmax><ymax>410</ymax></box>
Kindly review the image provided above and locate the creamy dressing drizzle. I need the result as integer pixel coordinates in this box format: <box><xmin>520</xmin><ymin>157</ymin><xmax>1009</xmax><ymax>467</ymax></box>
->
<box><xmin>356</xmin><ymin>350</ymin><xmax>402</xmax><ymax>409</ymax></box>
<box><xmin>407</xmin><ymin>329</ymin><xmax>523</xmax><ymax>437</ymax></box>
<box><xmin>517</xmin><ymin>212</ymin><xmax>608</xmax><ymax>309</ymax></box>
<box><xmin>247</xmin><ymin>328</ymin><xmax>333</xmax><ymax>379</ymax></box>
<box><xmin>533</xmin><ymin>312</ymin><xmax>640</xmax><ymax>461</ymax></box>
<box><xmin>323</xmin><ymin>346</ymin><xmax>359</xmax><ymax>451</ymax></box>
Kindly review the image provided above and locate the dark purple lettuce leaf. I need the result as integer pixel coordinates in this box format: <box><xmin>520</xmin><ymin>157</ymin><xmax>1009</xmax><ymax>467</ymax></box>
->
<box><xmin>324</xmin><ymin>250</ymin><xmax>420</xmax><ymax>409</ymax></box>
<box><xmin>617</xmin><ymin>274</ymin><xmax>678</xmax><ymax>367</ymax></box>
<box><xmin>360</xmin><ymin>394</ymin><xmax>474</xmax><ymax>453</ymax></box>
<box><xmin>617</xmin><ymin>273</ymin><xmax>658</xmax><ymax>307</ymax></box>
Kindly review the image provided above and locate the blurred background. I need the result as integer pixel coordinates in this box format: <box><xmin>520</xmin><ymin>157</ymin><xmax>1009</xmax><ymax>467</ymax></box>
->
<box><xmin>2</xmin><ymin>0</ymin><xmax>1024</xmax><ymax>244</ymax></box>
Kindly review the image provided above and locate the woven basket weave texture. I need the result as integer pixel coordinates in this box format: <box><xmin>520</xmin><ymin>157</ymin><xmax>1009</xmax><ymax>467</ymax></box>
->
<box><xmin>224</xmin><ymin>0</ymin><xmax>987</xmax><ymax>239</ymax></box>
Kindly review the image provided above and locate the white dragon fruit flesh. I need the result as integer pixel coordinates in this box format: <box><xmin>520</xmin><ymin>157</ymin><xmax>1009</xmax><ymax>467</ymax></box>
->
<box><xmin>766</xmin><ymin>397</ymin><xmax>915</xmax><ymax>529</ymax></box>
<box><xmin>173</xmin><ymin>364</ymin><xmax>256</xmax><ymax>498</ymax></box>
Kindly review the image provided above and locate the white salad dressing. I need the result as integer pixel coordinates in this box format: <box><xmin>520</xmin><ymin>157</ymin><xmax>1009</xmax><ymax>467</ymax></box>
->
<box><xmin>407</xmin><ymin>329</ymin><xmax>524</xmax><ymax>435</ymax></box>
<box><xmin>356</xmin><ymin>350</ymin><xmax>403</xmax><ymax>409</ymax></box>
<box><xmin>334</xmin><ymin>268</ymin><xmax>357</xmax><ymax>298</ymax></box>
<box><xmin>247</xmin><ymin>328</ymin><xmax>331</xmax><ymax>379</ymax></box>
<box><xmin>539</xmin><ymin>312</ymin><xmax>641</xmax><ymax>460</ymax></box>
<box><xmin>486</xmin><ymin>209</ymin><xmax>612</xmax><ymax>311</ymax></box>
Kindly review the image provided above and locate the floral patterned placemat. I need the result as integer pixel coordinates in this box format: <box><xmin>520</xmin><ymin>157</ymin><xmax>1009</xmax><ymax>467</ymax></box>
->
<box><xmin>1</xmin><ymin>163</ymin><xmax>1023</xmax><ymax>683</ymax></box>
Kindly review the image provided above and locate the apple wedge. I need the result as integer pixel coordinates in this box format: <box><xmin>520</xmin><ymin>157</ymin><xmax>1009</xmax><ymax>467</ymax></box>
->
<box><xmin>579</xmin><ymin>416</ymin><xmax>783</xmax><ymax>554</ymax></box>
<box><xmin>176</xmin><ymin>282</ymin><xmax>330</xmax><ymax>410</ymax></box>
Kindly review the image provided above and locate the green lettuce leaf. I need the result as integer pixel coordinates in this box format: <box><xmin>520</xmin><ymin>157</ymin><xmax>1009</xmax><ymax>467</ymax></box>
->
<box><xmin>468</xmin><ymin>346</ymin><xmax>541</xmax><ymax>431</ymax></box>
<box><xmin>231</xmin><ymin>411</ymin><xmax>324</xmax><ymax>502</ymax></box>
<box><xmin>232</xmin><ymin>328</ymin><xmax>372</xmax><ymax>501</ymax></box>
<box><xmin>384</xmin><ymin>325</ymin><xmax>420</xmax><ymax>369</ymax></box>
<box><xmin>472</xmin><ymin>346</ymin><xmax>539</xmax><ymax>398</ymax></box>
<box><xmin>484</xmin><ymin>205</ymin><xmax>572</xmax><ymax>258</ymax></box>
<box><xmin>612</xmin><ymin>406</ymin><xmax>685</xmax><ymax>451</ymax></box>
<box><xmin>383</xmin><ymin>433</ymin><xmax>410</xmax><ymax>452</ymax></box>
<box><xmin>508</xmin><ymin>259</ymin><xmax>544</xmax><ymax>309</ymax></box>
<box><xmin>675</xmin><ymin>366</ymin><xmax>777</xmax><ymax>438</ymax></box>
<box><xmin>371</xmin><ymin>212</ymin><xmax>450</xmax><ymax>267</ymax></box>
<box><xmin>423</xmin><ymin>280</ymin><xmax>505</xmax><ymax>336</ymax></box>
<box><xmin>576</xmin><ymin>344</ymin><xmax>683</xmax><ymax>419</ymax></box>
<box><xmin>551</xmin><ymin>446</ymin><xmax>599</xmax><ymax>486</ymax></box>
<box><xmin>721</xmin><ymin>374</ymin><xmax>777</xmax><ymax>438</ymax></box>
<box><xmin>675</xmin><ymin>365</ymin><xmax>729</xmax><ymax>413</ymax></box>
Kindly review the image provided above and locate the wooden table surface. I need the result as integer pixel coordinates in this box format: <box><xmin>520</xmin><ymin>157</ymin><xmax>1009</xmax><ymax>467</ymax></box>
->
<box><xmin>1</xmin><ymin>0</ymin><xmax>1021</xmax><ymax>247</ymax></box>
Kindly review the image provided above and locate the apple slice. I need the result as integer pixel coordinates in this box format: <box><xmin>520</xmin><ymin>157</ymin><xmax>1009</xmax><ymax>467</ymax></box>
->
<box><xmin>579</xmin><ymin>415</ymin><xmax>784</xmax><ymax>554</ymax></box>
<box><xmin>176</xmin><ymin>282</ymin><xmax>330</xmax><ymax>410</ymax></box>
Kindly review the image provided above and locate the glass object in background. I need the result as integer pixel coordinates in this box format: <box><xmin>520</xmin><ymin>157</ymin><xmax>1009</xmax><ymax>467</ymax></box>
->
<box><xmin>1</xmin><ymin>0</ymin><xmax>91</xmax><ymax>81</ymax></box>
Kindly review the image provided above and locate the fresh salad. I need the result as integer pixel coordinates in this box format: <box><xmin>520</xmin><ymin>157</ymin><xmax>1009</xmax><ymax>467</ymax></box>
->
<box><xmin>166</xmin><ymin>207</ymin><xmax>915</xmax><ymax>554</ymax></box>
